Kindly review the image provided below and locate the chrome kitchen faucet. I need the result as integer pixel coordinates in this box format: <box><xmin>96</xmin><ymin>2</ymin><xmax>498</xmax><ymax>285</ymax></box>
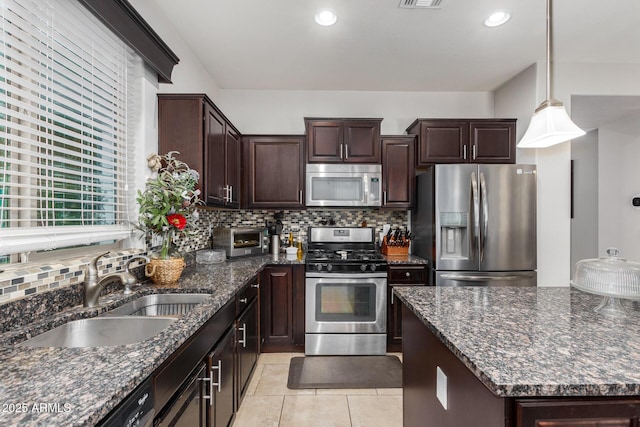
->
<box><xmin>83</xmin><ymin>252</ymin><xmax>144</xmax><ymax>307</ymax></box>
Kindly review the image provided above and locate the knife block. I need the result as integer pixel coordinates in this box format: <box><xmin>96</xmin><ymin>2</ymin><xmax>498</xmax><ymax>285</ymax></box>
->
<box><xmin>381</xmin><ymin>236</ymin><xmax>409</xmax><ymax>256</ymax></box>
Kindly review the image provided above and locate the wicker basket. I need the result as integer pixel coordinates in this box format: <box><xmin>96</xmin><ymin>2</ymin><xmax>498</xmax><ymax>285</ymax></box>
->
<box><xmin>145</xmin><ymin>257</ymin><xmax>186</xmax><ymax>286</ymax></box>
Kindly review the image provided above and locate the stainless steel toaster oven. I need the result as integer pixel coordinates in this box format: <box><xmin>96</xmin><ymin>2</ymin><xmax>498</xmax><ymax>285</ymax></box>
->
<box><xmin>212</xmin><ymin>228</ymin><xmax>267</xmax><ymax>258</ymax></box>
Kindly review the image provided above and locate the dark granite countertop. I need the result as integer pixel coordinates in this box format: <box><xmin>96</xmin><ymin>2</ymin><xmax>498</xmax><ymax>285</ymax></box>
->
<box><xmin>394</xmin><ymin>286</ymin><xmax>640</xmax><ymax>398</ymax></box>
<box><xmin>0</xmin><ymin>254</ymin><xmax>301</xmax><ymax>427</ymax></box>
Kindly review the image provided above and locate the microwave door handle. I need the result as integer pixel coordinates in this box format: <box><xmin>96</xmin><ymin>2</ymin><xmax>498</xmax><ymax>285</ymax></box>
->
<box><xmin>363</xmin><ymin>174</ymin><xmax>368</xmax><ymax>204</ymax></box>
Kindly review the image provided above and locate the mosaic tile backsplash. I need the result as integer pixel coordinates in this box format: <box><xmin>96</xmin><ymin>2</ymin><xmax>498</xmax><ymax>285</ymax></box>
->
<box><xmin>0</xmin><ymin>208</ymin><xmax>407</xmax><ymax>307</ymax></box>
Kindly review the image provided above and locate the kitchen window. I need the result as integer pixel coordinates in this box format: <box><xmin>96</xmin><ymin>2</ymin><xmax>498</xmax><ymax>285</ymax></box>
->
<box><xmin>0</xmin><ymin>0</ymin><xmax>142</xmax><ymax>261</ymax></box>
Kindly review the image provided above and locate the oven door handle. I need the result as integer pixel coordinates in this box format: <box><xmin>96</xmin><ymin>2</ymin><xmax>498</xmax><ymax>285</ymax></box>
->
<box><xmin>305</xmin><ymin>272</ymin><xmax>388</xmax><ymax>279</ymax></box>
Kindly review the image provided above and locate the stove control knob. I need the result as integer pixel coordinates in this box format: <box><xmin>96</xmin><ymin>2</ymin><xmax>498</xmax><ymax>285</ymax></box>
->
<box><xmin>326</xmin><ymin>264</ymin><xmax>333</xmax><ymax>272</ymax></box>
<box><xmin>315</xmin><ymin>263</ymin><xmax>323</xmax><ymax>272</ymax></box>
<box><xmin>370</xmin><ymin>263</ymin><xmax>378</xmax><ymax>272</ymax></box>
<box><xmin>360</xmin><ymin>264</ymin><xmax>367</xmax><ymax>272</ymax></box>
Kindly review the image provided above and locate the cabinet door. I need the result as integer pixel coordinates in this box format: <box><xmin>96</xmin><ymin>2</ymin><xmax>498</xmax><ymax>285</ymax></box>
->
<box><xmin>515</xmin><ymin>399</ymin><xmax>640</xmax><ymax>427</ymax></box>
<box><xmin>387</xmin><ymin>265</ymin><xmax>427</xmax><ymax>352</ymax></box>
<box><xmin>205</xmin><ymin>105</ymin><xmax>227</xmax><ymax>206</ymax></box>
<box><xmin>382</xmin><ymin>136</ymin><xmax>415</xmax><ymax>208</ymax></box>
<box><xmin>225</xmin><ymin>128</ymin><xmax>241</xmax><ymax>208</ymax></box>
<box><xmin>236</xmin><ymin>298</ymin><xmax>259</xmax><ymax>404</ymax></box>
<box><xmin>415</xmin><ymin>120</ymin><xmax>468</xmax><ymax>166</ymax></box>
<box><xmin>157</xmin><ymin>363</ymin><xmax>207</xmax><ymax>427</ymax></box>
<box><xmin>158</xmin><ymin>96</ymin><xmax>206</xmax><ymax>196</ymax></box>
<box><xmin>343</xmin><ymin>120</ymin><xmax>381</xmax><ymax>163</ymax></box>
<box><xmin>387</xmin><ymin>287</ymin><xmax>403</xmax><ymax>352</ymax></box>
<box><xmin>245</xmin><ymin>136</ymin><xmax>305</xmax><ymax>208</ymax></box>
<box><xmin>260</xmin><ymin>266</ymin><xmax>294</xmax><ymax>348</ymax></box>
<box><xmin>306</xmin><ymin>120</ymin><xmax>343</xmax><ymax>163</ymax></box>
<box><xmin>469</xmin><ymin>120</ymin><xmax>516</xmax><ymax>164</ymax></box>
<box><xmin>207</xmin><ymin>328</ymin><xmax>235</xmax><ymax>427</ymax></box>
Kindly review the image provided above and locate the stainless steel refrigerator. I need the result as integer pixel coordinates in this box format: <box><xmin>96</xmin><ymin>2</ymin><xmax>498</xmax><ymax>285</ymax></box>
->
<box><xmin>412</xmin><ymin>164</ymin><xmax>537</xmax><ymax>286</ymax></box>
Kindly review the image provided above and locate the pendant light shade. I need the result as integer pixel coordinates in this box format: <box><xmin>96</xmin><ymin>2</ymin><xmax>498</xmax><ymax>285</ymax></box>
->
<box><xmin>517</xmin><ymin>0</ymin><xmax>585</xmax><ymax>148</ymax></box>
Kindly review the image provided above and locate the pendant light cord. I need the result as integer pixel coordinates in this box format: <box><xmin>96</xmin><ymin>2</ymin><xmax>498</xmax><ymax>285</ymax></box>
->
<box><xmin>546</xmin><ymin>0</ymin><xmax>552</xmax><ymax>101</ymax></box>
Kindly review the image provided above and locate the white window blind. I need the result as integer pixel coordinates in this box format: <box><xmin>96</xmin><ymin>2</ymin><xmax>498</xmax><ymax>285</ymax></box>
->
<box><xmin>0</xmin><ymin>0</ymin><xmax>138</xmax><ymax>255</ymax></box>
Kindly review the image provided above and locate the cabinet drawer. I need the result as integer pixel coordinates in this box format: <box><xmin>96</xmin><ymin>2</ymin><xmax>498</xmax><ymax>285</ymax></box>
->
<box><xmin>153</xmin><ymin>299</ymin><xmax>235</xmax><ymax>412</ymax></box>
<box><xmin>388</xmin><ymin>266</ymin><xmax>427</xmax><ymax>283</ymax></box>
<box><xmin>237</xmin><ymin>279</ymin><xmax>259</xmax><ymax>315</ymax></box>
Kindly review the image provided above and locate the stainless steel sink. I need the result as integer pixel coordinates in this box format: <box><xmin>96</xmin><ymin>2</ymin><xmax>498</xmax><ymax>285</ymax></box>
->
<box><xmin>105</xmin><ymin>293</ymin><xmax>211</xmax><ymax>317</ymax></box>
<box><xmin>18</xmin><ymin>317</ymin><xmax>176</xmax><ymax>348</ymax></box>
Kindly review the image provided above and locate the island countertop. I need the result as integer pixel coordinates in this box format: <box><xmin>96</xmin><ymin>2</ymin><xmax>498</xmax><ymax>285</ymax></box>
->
<box><xmin>394</xmin><ymin>286</ymin><xmax>640</xmax><ymax>398</ymax></box>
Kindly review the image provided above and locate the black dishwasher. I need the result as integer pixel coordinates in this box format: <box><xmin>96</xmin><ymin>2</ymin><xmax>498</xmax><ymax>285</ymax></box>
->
<box><xmin>98</xmin><ymin>377</ymin><xmax>154</xmax><ymax>427</ymax></box>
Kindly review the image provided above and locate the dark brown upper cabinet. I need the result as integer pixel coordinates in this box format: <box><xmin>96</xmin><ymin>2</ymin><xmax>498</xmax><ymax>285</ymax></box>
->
<box><xmin>305</xmin><ymin>118</ymin><xmax>382</xmax><ymax>163</ymax></box>
<box><xmin>381</xmin><ymin>136</ymin><xmax>415</xmax><ymax>208</ymax></box>
<box><xmin>242</xmin><ymin>135</ymin><xmax>305</xmax><ymax>209</ymax></box>
<box><xmin>158</xmin><ymin>94</ymin><xmax>241</xmax><ymax>208</ymax></box>
<box><xmin>406</xmin><ymin>119</ymin><xmax>516</xmax><ymax>167</ymax></box>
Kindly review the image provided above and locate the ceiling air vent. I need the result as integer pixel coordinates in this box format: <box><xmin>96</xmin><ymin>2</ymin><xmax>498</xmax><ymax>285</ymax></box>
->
<box><xmin>399</xmin><ymin>0</ymin><xmax>445</xmax><ymax>8</ymax></box>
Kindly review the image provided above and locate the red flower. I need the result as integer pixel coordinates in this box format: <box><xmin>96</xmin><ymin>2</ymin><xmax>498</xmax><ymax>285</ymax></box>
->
<box><xmin>167</xmin><ymin>213</ymin><xmax>187</xmax><ymax>230</ymax></box>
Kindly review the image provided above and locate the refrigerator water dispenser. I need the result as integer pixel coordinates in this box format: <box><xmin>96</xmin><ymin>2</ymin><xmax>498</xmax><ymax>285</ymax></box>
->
<box><xmin>439</xmin><ymin>212</ymin><xmax>468</xmax><ymax>259</ymax></box>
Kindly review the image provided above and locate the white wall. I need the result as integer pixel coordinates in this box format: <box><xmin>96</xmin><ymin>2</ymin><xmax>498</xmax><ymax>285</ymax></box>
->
<box><xmin>129</xmin><ymin>0</ymin><xmax>221</xmax><ymax>99</ymax></box>
<box><xmin>217</xmin><ymin>90</ymin><xmax>494</xmax><ymax>134</ymax></box>
<box><xmin>496</xmin><ymin>62</ymin><xmax>640</xmax><ymax>286</ymax></box>
<box><xmin>598</xmin><ymin>117</ymin><xmax>640</xmax><ymax>261</ymax></box>
<box><xmin>570</xmin><ymin>130</ymin><xmax>598</xmax><ymax>275</ymax></box>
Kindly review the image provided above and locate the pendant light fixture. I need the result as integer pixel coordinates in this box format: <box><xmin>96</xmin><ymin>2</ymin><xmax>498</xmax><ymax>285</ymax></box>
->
<box><xmin>517</xmin><ymin>0</ymin><xmax>585</xmax><ymax>148</ymax></box>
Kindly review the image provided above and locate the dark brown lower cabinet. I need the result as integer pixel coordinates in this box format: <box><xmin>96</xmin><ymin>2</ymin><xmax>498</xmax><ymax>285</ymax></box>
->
<box><xmin>260</xmin><ymin>265</ymin><xmax>304</xmax><ymax>352</ymax></box>
<box><xmin>236</xmin><ymin>298</ymin><xmax>259</xmax><ymax>405</ymax></box>
<box><xmin>402</xmin><ymin>304</ymin><xmax>640</xmax><ymax>427</ymax></box>
<box><xmin>515</xmin><ymin>399</ymin><xmax>640</xmax><ymax>427</ymax></box>
<box><xmin>207</xmin><ymin>328</ymin><xmax>235</xmax><ymax>427</ymax></box>
<box><xmin>156</xmin><ymin>363</ymin><xmax>207</xmax><ymax>427</ymax></box>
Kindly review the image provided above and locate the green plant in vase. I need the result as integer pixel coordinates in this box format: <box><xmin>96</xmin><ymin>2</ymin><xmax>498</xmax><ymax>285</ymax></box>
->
<box><xmin>137</xmin><ymin>151</ymin><xmax>203</xmax><ymax>260</ymax></box>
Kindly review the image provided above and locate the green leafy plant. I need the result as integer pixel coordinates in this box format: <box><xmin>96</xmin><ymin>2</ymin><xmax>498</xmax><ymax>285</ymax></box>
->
<box><xmin>137</xmin><ymin>151</ymin><xmax>203</xmax><ymax>259</ymax></box>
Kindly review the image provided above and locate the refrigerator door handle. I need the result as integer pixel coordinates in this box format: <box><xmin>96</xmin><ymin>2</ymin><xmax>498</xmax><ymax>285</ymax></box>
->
<box><xmin>440</xmin><ymin>273</ymin><xmax>535</xmax><ymax>281</ymax></box>
<box><xmin>479</xmin><ymin>172</ymin><xmax>488</xmax><ymax>263</ymax></box>
<box><xmin>470</xmin><ymin>171</ymin><xmax>480</xmax><ymax>263</ymax></box>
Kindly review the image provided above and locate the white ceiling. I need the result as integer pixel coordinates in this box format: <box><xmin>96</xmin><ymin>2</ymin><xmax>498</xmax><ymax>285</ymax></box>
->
<box><xmin>152</xmin><ymin>0</ymin><xmax>640</xmax><ymax>92</ymax></box>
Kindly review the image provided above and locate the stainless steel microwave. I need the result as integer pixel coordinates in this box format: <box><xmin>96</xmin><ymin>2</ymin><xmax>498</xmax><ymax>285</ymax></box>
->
<box><xmin>305</xmin><ymin>164</ymin><xmax>382</xmax><ymax>207</ymax></box>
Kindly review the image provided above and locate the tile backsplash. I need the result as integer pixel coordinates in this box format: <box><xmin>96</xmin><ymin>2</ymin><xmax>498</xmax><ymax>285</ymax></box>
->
<box><xmin>0</xmin><ymin>208</ymin><xmax>408</xmax><ymax>307</ymax></box>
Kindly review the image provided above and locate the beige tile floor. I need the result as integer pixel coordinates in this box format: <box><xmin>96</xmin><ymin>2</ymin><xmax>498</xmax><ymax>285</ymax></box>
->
<box><xmin>234</xmin><ymin>353</ymin><xmax>403</xmax><ymax>427</ymax></box>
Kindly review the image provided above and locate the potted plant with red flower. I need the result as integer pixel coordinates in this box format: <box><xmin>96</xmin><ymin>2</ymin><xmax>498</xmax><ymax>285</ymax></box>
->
<box><xmin>137</xmin><ymin>151</ymin><xmax>202</xmax><ymax>285</ymax></box>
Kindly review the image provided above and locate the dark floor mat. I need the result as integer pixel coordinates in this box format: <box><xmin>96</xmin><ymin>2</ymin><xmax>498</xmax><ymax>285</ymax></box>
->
<box><xmin>287</xmin><ymin>355</ymin><xmax>402</xmax><ymax>389</ymax></box>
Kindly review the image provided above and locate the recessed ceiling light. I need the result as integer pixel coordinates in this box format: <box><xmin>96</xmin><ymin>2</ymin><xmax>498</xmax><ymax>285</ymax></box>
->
<box><xmin>315</xmin><ymin>9</ymin><xmax>337</xmax><ymax>26</ymax></box>
<box><xmin>484</xmin><ymin>10</ymin><xmax>511</xmax><ymax>27</ymax></box>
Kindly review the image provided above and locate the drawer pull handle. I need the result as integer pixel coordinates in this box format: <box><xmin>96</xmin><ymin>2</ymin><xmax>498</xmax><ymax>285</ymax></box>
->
<box><xmin>239</xmin><ymin>298</ymin><xmax>248</xmax><ymax>303</ymax></box>
<box><xmin>251</xmin><ymin>283</ymin><xmax>259</xmax><ymax>289</ymax></box>
<box><xmin>238</xmin><ymin>323</ymin><xmax>247</xmax><ymax>348</ymax></box>
<box><xmin>211</xmin><ymin>360</ymin><xmax>222</xmax><ymax>394</ymax></box>
<box><xmin>405</xmin><ymin>272</ymin><xmax>411</xmax><ymax>277</ymax></box>
<box><xmin>200</xmin><ymin>377</ymin><xmax>212</xmax><ymax>404</ymax></box>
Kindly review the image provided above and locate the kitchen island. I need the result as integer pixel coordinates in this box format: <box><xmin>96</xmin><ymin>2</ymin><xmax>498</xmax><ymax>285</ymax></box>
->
<box><xmin>394</xmin><ymin>286</ymin><xmax>640</xmax><ymax>426</ymax></box>
<box><xmin>0</xmin><ymin>254</ymin><xmax>301</xmax><ymax>427</ymax></box>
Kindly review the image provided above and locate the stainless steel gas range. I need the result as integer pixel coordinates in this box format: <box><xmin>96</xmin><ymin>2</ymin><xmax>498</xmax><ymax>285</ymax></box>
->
<box><xmin>305</xmin><ymin>227</ymin><xmax>387</xmax><ymax>356</ymax></box>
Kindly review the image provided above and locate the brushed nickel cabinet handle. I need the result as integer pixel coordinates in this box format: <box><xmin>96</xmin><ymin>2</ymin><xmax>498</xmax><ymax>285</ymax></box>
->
<box><xmin>211</xmin><ymin>360</ymin><xmax>221</xmax><ymax>393</ymax></box>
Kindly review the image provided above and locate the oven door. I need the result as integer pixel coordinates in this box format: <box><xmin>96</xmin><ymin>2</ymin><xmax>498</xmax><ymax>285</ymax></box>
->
<box><xmin>305</xmin><ymin>272</ymin><xmax>387</xmax><ymax>334</ymax></box>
